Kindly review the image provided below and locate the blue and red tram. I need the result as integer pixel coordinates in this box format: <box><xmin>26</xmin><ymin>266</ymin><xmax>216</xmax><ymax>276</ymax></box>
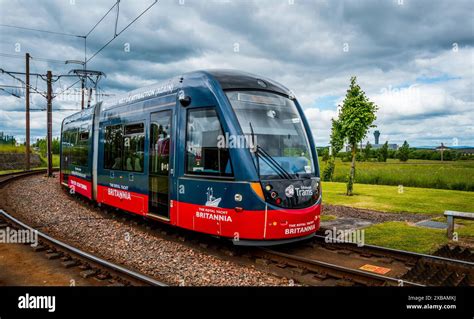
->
<box><xmin>60</xmin><ymin>70</ymin><xmax>321</xmax><ymax>245</ymax></box>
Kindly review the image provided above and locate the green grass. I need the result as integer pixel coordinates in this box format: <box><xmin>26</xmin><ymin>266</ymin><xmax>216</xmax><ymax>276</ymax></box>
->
<box><xmin>0</xmin><ymin>153</ymin><xmax>60</xmax><ymax>175</ymax></box>
<box><xmin>39</xmin><ymin>154</ymin><xmax>60</xmax><ymax>167</ymax></box>
<box><xmin>0</xmin><ymin>144</ymin><xmax>26</xmax><ymax>153</ymax></box>
<box><xmin>320</xmin><ymin>158</ymin><xmax>474</xmax><ymax>191</ymax></box>
<box><xmin>363</xmin><ymin>222</ymin><xmax>448</xmax><ymax>254</ymax></box>
<box><xmin>322</xmin><ymin>182</ymin><xmax>474</xmax><ymax>253</ymax></box>
<box><xmin>0</xmin><ymin>167</ymin><xmax>55</xmax><ymax>175</ymax></box>
<box><xmin>431</xmin><ymin>216</ymin><xmax>474</xmax><ymax>238</ymax></box>
<box><xmin>320</xmin><ymin>214</ymin><xmax>337</xmax><ymax>221</ymax></box>
<box><xmin>322</xmin><ymin>182</ymin><xmax>474</xmax><ymax>215</ymax></box>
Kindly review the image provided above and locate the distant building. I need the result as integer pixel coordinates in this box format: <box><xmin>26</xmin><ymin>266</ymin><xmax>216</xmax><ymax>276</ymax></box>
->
<box><xmin>0</xmin><ymin>132</ymin><xmax>15</xmax><ymax>145</ymax></box>
<box><xmin>351</xmin><ymin>130</ymin><xmax>398</xmax><ymax>151</ymax></box>
<box><xmin>374</xmin><ymin>130</ymin><xmax>380</xmax><ymax>145</ymax></box>
<box><xmin>452</xmin><ymin>146</ymin><xmax>474</xmax><ymax>155</ymax></box>
<box><xmin>414</xmin><ymin>144</ymin><xmax>474</xmax><ymax>155</ymax></box>
<box><xmin>370</xmin><ymin>143</ymin><xmax>398</xmax><ymax>151</ymax></box>
<box><xmin>341</xmin><ymin>130</ymin><xmax>399</xmax><ymax>152</ymax></box>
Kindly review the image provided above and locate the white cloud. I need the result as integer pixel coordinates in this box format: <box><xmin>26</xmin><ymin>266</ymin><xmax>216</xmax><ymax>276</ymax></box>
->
<box><xmin>0</xmin><ymin>0</ymin><xmax>472</xmax><ymax>147</ymax></box>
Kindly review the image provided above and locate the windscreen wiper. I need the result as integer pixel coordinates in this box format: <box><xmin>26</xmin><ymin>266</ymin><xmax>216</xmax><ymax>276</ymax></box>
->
<box><xmin>257</xmin><ymin>146</ymin><xmax>293</xmax><ymax>180</ymax></box>
<box><xmin>249</xmin><ymin>122</ymin><xmax>292</xmax><ymax>180</ymax></box>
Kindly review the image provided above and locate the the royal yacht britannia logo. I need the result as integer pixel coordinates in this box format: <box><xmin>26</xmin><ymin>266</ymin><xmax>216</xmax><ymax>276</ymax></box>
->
<box><xmin>205</xmin><ymin>187</ymin><xmax>222</xmax><ymax>207</ymax></box>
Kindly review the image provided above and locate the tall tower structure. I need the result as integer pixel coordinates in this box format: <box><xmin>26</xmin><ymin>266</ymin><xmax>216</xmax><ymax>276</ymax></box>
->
<box><xmin>374</xmin><ymin>130</ymin><xmax>380</xmax><ymax>145</ymax></box>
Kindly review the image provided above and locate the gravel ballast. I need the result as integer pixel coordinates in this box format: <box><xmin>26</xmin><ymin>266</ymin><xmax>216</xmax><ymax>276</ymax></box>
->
<box><xmin>322</xmin><ymin>204</ymin><xmax>435</xmax><ymax>223</ymax></box>
<box><xmin>1</xmin><ymin>175</ymin><xmax>290</xmax><ymax>286</ymax></box>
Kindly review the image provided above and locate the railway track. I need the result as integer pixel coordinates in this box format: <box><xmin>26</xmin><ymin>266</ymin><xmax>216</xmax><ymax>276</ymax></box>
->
<box><xmin>253</xmin><ymin>247</ymin><xmax>423</xmax><ymax>286</ymax></box>
<box><xmin>0</xmin><ymin>209</ymin><xmax>167</xmax><ymax>286</ymax></box>
<box><xmin>0</xmin><ymin>169</ymin><xmax>50</xmax><ymax>186</ymax></box>
<box><xmin>2</xmin><ymin>170</ymin><xmax>473</xmax><ymax>287</ymax></box>
<box><xmin>71</xmin><ymin>190</ymin><xmax>474</xmax><ymax>287</ymax></box>
<box><xmin>255</xmin><ymin>234</ymin><xmax>474</xmax><ymax>286</ymax></box>
<box><xmin>0</xmin><ymin>170</ymin><xmax>167</xmax><ymax>287</ymax></box>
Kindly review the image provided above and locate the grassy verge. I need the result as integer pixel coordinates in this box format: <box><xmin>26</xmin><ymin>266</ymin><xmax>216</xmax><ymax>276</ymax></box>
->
<box><xmin>363</xmin><ymin>221</ymin><xmax>448</xmax><ymax>254</ymax></box>
<box><xmin>322</xmin><ymin>182</ymin><xmax>474</xmax><ymax>253</ymax></box>
<box><xmin>0</xmin><ymin>144</ymin><xmax>26</xmax><ymax>153</ymax></box>
<box><xmin>39</xmin><ymin>154</ymin><xmax>60</xmax><ymax>167</ymax></box>
<box><xmin>320</xmin><ymin>215</ymin><xmax>337</xmax><ymax>222</ymax></box>
<box><xmin>319</xmin><ymin>158</ymin><xmax>474</xmax><ymax>191</ymax></box>
<box><xmin>0</xmin><ymin>154</ymin><xmax>60</xmax><ymax>175</ymax></box>
<box><xmin>322</xmin><ymin>182</ymin><xmax>474</xmax><ymax>215</ymax></box>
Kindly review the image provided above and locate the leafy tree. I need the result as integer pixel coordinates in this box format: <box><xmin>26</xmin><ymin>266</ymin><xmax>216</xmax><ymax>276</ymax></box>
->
<box><xmin>321</xmin><ymin>148</ymin><xmax>329</xmax><ymax>162</ymax></box>
<box><xmin>378</xmin><ymin>141</ymin><xmax>388</xmax><ymax>162</ymax></box>
<box><xmin>329</xmin><ymin>118</ymin><xmax>344</xmax><ymax>155</ymax></box>
<box><xmin>322</xmin><ymin>118</ymin><xmax>345</xmax><ymax>181</ymax></box>
<box><xmin>34</xmin><ymin>137</ymin><xmax>60</xmax><ymax>156</ymax></box>
<box><xmin>322</xmin><ymin>157</ymin><xmax>335</xmax><ymax>181</ymax></box>
<box><xmin>398</xmin><ymin>140</ymin><xmax>410</xmax><ymax>162</ymax></box>
<box><xmin>363</xmin><ymin>142</ymin><xmax>372</xmax><ymax>161</ymax></box>
<box><xmin>336</xmin><ymin>76</ymin><xmax>378</xmax><ymax>195</ymax></box>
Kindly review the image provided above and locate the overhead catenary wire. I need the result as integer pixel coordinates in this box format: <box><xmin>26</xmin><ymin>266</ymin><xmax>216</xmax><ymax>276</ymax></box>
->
<box><xmin>85</xmin><ymin>1</ymin><xmax>120</xmax><ymax>37</ymax></box>
<box><xmin>85</xmin><ymin>0</ymin><xmax>158</xmax><ymax>63</ymax></box>
<box><xmin>1</xmin><ymin>0</ymin><xmax>157</xmax><ymax>115</ymax></box>
<box><xmin>0</xmin><ymin>68</ymin><xmax>47</xmax><ymax>98</ymax></box>
<box><xmin>0</xmin><ymin>52</ymin><xmax>76</xmax><ymax>65</ymax></box>
<box><xmin>0</xmin><ymin>24</ymin><xmax>84</xmax><ymax>38</ymax></box>
<box><xmin>1</xmin><ymin>0</ymin><xmax>158</xmax><ymax>69</ymax></box>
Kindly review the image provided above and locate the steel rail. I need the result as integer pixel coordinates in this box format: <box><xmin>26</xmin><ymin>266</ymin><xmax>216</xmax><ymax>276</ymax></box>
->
<box><xmin>259</xmin><ymin>247</ymin><xmax>425</xmax><ymax>287</ymax></box>
<box><xmin>0</xmin><ymin>170</ymin><xmax>167</xmax><ymax>286</ymax></box>
<box><xmin>313</xmin><ymin>234</ymin><xmax>474</xmax><ymax>267</ymax></box>
<box><xmin>0</xmin><ymin>209</ymin><xmax>167</xmax><ymax>286</ymax></box>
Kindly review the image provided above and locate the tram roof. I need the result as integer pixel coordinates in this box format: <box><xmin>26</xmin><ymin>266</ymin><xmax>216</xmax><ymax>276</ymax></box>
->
<box><xmin>64</xmin><ymin>69</ymin><xmax>292</xmax><ymax>120</ymax></box>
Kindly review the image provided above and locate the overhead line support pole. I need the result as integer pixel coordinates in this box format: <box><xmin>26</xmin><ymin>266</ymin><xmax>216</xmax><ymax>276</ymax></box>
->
<box><xmin>25</xmin><ymin>53</ymin><xmax>30</xmax><ymax>170</ymax></box>
<box><xmin>46</xmin><ymin>70</ymin><xmax>53</xmax><ymax>177</ymax></box>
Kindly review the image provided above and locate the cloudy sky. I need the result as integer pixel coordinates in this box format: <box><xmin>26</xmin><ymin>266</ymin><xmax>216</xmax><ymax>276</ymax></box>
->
<box><xmin>0</xmin><ymin>0</ymin><xmax>473</xmax><ymax>146</ymax></box>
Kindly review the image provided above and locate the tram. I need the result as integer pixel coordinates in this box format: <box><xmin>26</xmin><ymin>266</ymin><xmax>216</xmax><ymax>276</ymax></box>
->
<box><xmin>60</xmin><ymin>70</ymin><xmax>321</xmax><ymax>245</ymax></box>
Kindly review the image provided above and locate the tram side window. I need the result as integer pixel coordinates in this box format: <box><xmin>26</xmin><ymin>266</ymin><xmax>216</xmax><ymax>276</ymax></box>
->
<box><xmin>185</xmin><ymin>108</ymin><xmax>233</xmax><ymax>177</ymax></box>
<box><xmin>104</xmin><ymin>123</ymin><xmax>144</xmax><ymax>172</ymax></box>
<box><xmin>61</xmin><ymin>129</ymin><xmax>71</xmax><ymax>167</ymax></box>
<box><xmin>104</xmin><ymin>125</ymin><xmax>123</xmax><ymax>170</ymax></box>
<box><xmin>123</xmin><ymin>123</ymin><xmax>144</xmax><ymax>172</ymax></box>
<box><xmin>72</xmin><ymin>127</ymin><xmax>89</xmax><ymax>167</ymax></box>
<box><xmin>69</xmin><ymin>129</ymin><xmax>80</xmax><ymax>166</ymax></box>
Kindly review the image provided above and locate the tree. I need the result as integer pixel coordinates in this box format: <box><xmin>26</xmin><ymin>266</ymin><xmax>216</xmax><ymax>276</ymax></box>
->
<box><xmin>34</xmin><ymin>137</ymin><xmax>60</xmax><ymax>156</ymax></box>
<box><xmin>322</xmin><ymin>158</ymin><xmax>335</xmax><ymax>181</ymax></box>
<box><xmin>363</xmin><ymin>142</ymin><xmax>372</xmax><ymax>161</ymax></box>
<box><xmin>378</xmin><ymin>141</ymin><xmax>388</xmax><ymax>162</ymax></box>
<box><xmin>336</xmin><ymin>76</ymin><xmax>378</xmax><ymax>195</ymax></box>
<box><xmin>329</xmin><ymin>118</ymin><xmax>344</xmax><ymax>155</ymax></box>
<box><xmin>322</xmin><ymin>118</ymin><xmax>345</xmax><ymax>181</ymax></box>
<box><xmin>321</xmin><ymin>148</ymin><xmax>329</xmax><ymax>162</ymax></box>
<box><xmin>398</xmin><ymin>140</ymin><xmax>410</xmax><ymax>162</ymax></box>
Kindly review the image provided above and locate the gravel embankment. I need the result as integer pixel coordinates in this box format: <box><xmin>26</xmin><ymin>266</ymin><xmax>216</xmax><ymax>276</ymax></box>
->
<box><xmin>322</xmin><ymin>204</ymin><xmax>435</xmax><ymax>223</ymax></box>
<box><xmin>1</xmin><ymin>175</ymin><xmax>289</xmax><ymax>286</ymax></box>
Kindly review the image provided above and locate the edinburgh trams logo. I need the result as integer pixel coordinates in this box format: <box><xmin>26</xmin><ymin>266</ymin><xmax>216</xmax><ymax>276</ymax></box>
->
<box><xmin>285</xmin><ymin>184</ymin><xmax>313</xmax><ymax>198</ymax></box>
<box><xmin>285</xmin><ymin>184</ymin><xmax>295</xmax><ymax>198</ymax></box>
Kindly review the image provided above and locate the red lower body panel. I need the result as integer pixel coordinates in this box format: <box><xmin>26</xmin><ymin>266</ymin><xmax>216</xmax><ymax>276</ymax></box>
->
<box><xmin>172</xmin><ymin>201</ymin><xmax>320</xmax><ymax>240</ymax></box>
<box><xmin>69</xmin><ymin>181</ymin><xmax>320</xmax><ymax>241</ymax></box>
<box><xmin>68</xmin><ymin>175</ymin><xmax>92</xmax><ymax>199</ymax></box>
<box><xmin>96</xmin><ymin>185</ymin><xmax>148</xmax><ymax>216</ymax></box>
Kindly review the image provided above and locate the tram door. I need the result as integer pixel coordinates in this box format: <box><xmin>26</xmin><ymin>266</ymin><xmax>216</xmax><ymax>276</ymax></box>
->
<box><xmin>149</xmin><ymin>110</ymin><xmax>172</xmax><ymax>219</ymax></box>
